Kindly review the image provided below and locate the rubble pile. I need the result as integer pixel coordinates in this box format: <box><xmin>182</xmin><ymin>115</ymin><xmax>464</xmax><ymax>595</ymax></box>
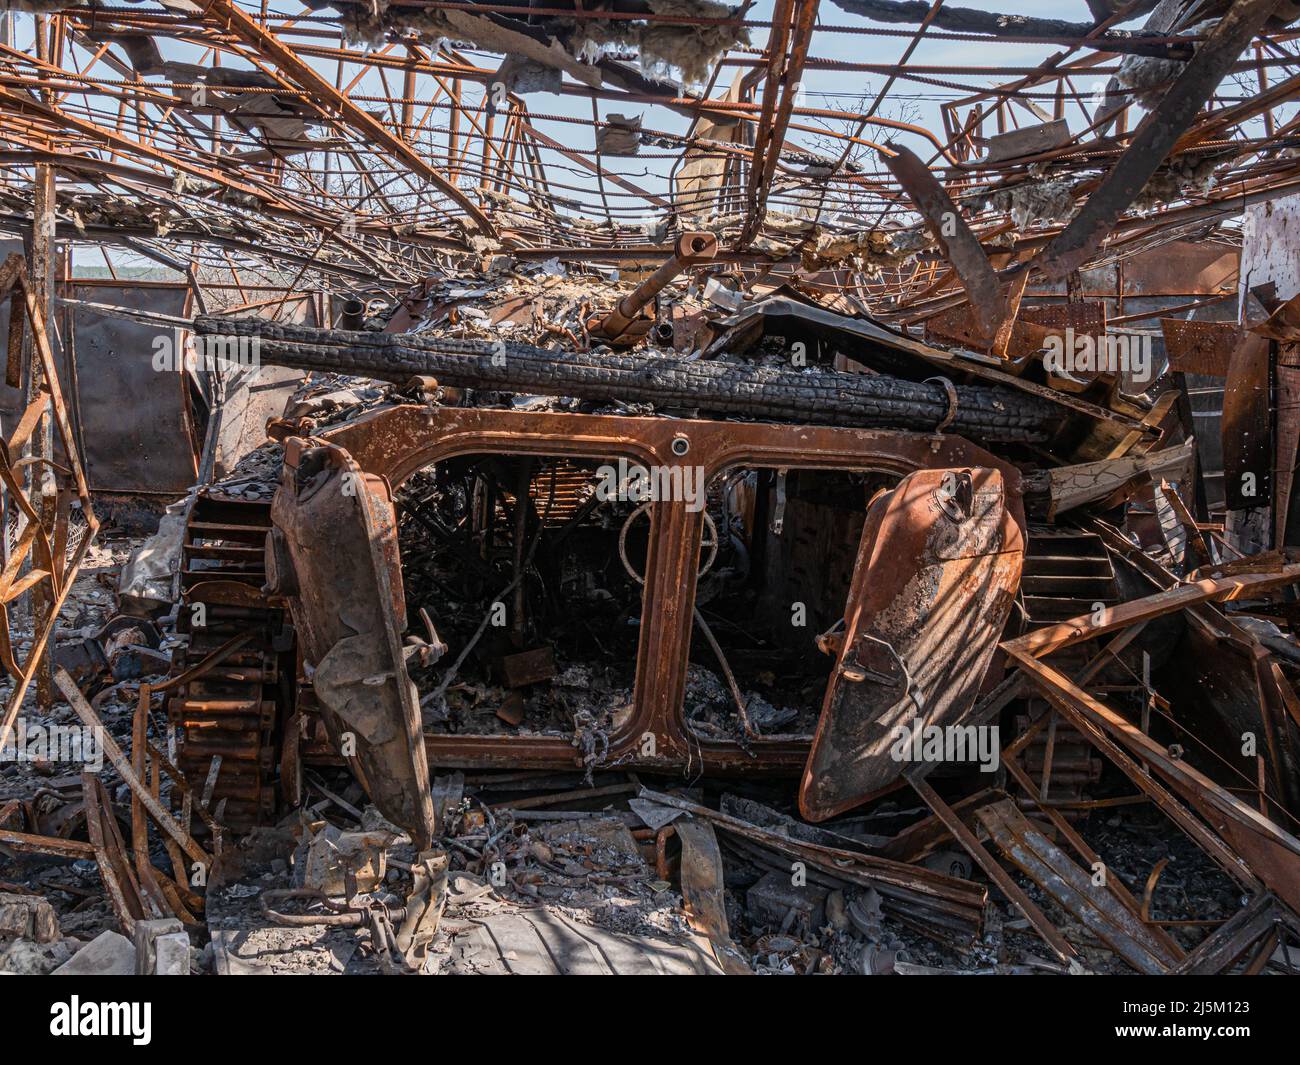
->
<box><xmin>5</xmin><ymin>211</ymin><xmax>1300</xmax><ymax>976</ymax></box>
<box><xmin>3</xmin><ymin>0</ymin><xmax>1300</xmax><ymax>993</ymax></box>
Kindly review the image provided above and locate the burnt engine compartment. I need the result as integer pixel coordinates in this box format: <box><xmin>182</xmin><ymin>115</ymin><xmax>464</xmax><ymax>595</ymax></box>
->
<box><xmin>394</xmin><ymin>453</ymin><xmax>896</xmax><ymax>744</ymax></box>
<box><xmin>399</xmin><ymin>454</ymin><xmax>645</xmax><ymax>739</ymax></box>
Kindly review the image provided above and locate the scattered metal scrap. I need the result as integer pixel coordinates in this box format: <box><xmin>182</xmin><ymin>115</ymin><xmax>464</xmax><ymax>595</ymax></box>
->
<box><xmin>5</xmin><ymin>0</ymin><xmax>1300</xmax><ymax>982</ymax></box>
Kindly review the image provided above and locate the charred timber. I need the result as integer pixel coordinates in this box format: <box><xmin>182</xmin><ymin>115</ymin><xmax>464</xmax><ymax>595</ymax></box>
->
<box><xmin>196</xmin><ymin>316</ymin><xmax>1060</xmax><ymax>442</ymax></box>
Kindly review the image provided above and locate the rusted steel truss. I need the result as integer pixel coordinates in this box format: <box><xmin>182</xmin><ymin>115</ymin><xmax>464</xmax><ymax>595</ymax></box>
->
<box><xmin>0</xmin><ymin>253</ymin><xmax>98</xmax><ymax>750</ymax></box>
<box><xmin>0</xmin><ymin>4</ymin><xmax>1296</xmax><ymax>306</ymax></box>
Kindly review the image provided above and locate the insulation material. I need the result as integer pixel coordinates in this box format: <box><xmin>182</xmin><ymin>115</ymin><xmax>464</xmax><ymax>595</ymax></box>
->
<box><xmin>494</xmin><ymin>54</ymin><xmax>564</xmax><ymax>98</ymax></box>
<box><xmin>66</xmin><ymin>194</ymin><xmax>177</xmax><ymax>238</ymax></box>
<box><xmin>979</xmin><ymin>178</ymin><xmax>1078</xmax><ymax>230</ymax></box>
<box><xmin>1131</xmin><ymin>152</ymin><xmax>1224</xmax><ymax>213</ymax></box>
<box><xmin>467</xmin><ymin>232</ymin><xmax>506</xmax><ymax>257</ymax></box>
<box><xmin>801</xmin><ymin>224</ymin><xmax>932</xmax><ymax>273</ymax></box>
<box><xmin>117</xmin><ymin>492</ymin><xmax>194</xmax><ymax>614</ymax></box>
<box><xmin>320</xmin><ymin>0</ymin><xmax>735</xmax><ymax>92</ymax></box>
<box><xmin>596</xmin><ymin>114</ymin><xmax>643</xmax><ymax>156</ymax></box>
<box><xmin>566</xmin><ymin>0</ymin><xmax>749</xmax><ymax>86</ymax></box>
<box><xmin>331</xmin><ymin>0</ymin><xmax>400</xmax><ymax>47</ymax></box>
<box><xmin>220</xmin><ymin>188</ymin><xmax>262</xmax><ymax>209</ymax></box>
<box><xmin>172</xmin><ymin>172</ymin><xmax>218</xmax><ymax>198</ymax></box>
<box><xmin>760</xmin><ymin>209</ymin><xmax>816</xmax><ymax>237</ymax></box>
<box><xmin>205</xmin><ymin>92</ymin><xmax>315</xmax><ymax>148</ymax></box>
<box><xmin>1114</xmin><ymin>20</ymin><xmax>1216</xmax><ymax>110</ymax></box>
<box><xmin>676</xmin><ymin>67</ymin><xmax>745</xmax><ymax>218</ymax></box>
<box><xmin>666</xmin><ymin>208</ymin><xmax>813</xmax><ymax>258</ymax></box>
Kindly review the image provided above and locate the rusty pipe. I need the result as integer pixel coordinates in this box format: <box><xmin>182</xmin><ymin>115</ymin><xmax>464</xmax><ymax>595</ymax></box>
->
<box><xmin>338</xmin><ymin>297</ymin><xmax>367</xmax><ymax>331</ymax></box>
<box><xmin>594</xmin><ymin>231</ymin><xmax>717</xmax><ymax>340</ymax></box>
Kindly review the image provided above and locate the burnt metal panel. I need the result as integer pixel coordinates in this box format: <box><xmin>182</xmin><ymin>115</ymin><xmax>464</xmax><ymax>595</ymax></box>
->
<box><xmin>977</xmin><ymin>798</ymin><xmax>1181</xmax><ymax>974</ymax></box>
<box><xmin>66</xmin><ymin>282</ymin><xmax>199</xmax><ymax>495</ymax></box>
<box><xmin>269</xmin><ymin>439</ymin><xmax>436</xmax><ymax>847</ymax></box>
<box><xmin>1221</xmin><ymin>330</ymin><xmax>1272</xmax><ymax>511</ymax></box>
<box><xmin>884</xmin><ymin>143</ymin><xmax>1007</xmax><ymax>342</ymax></box>
<box><xmin>799</xmin><ymin>466</ymin><xmax>1024</xmax><ymax>821</ymax></box>
<box><xmin>1161</xmin><ymin>319</ymin><xmax>1238</xmax><ymax>376</ymax></box>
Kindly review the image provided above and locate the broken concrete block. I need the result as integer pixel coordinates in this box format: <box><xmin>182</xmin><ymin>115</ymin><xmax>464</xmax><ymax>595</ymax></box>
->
<box><xmin>153</xmin><ymin>931</ymin><xmax>190</xmax><ymax>976</ymax></box>
<box><xmin>133</xmin><ymin>918</ymin><xmax>185</xmax><ymax>975</ymax></box>
<box><xmin>746</xmin><ymin>871</ymin><xmax>828</xmax><ymax>931</ymax></box>
<box><xmin>0</xmin><ymin>891</ymin><xmax>60</xmax><ymax>944</ymax></box>
<box><xmin>51</xmin><ymin>930</ymin><xmax>136</xmax><ymax>976</ymax></box>
<box><xmin>0</xmin><ymin>937</ymin><xmax>74</xmax><ymax>974</ymax></box>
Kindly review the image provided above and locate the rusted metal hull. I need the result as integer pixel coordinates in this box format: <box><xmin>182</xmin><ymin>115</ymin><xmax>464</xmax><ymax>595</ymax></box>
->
<box><xmin>302</xmin><ymin>405</ymin><xmax>1026</xmax><ymax>785</ymax></box>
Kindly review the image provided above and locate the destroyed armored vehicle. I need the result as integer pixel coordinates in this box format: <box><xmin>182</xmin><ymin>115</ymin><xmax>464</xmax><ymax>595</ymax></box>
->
<box><xmin>167</xmin><ymin>286</ymin><xmax>1188</xmax><ymax>854</ymax></box>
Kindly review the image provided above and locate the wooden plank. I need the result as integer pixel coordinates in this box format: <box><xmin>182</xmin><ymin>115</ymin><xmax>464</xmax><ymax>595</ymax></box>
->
<box><xmin>1159</xmin><ymin>479</ymin><xmax>1213</xmax><ymax>568</ymax></box>
<box><xmin>130</xmin><ymin>682</ymin><xmax>175</xmax><ymax>919</ymax></box>
<box><xmin>1105</xmin><ymin>390</ymin><xmax>1179</xmax><ymax>460</ymax></box>
<box><xmin>675</xmin><ymin>820</ymin><xmax>752</xmax><ymax>975</ymax></box>
<box><xmin>83</xmin><ymin>772</ymin><xmax>143</xmax><ymax>935</ymax></box>
<box><xmin>1044</xmin><ymin>438</ymin><xmax>1194</xmax><ymax>517</ymax></box>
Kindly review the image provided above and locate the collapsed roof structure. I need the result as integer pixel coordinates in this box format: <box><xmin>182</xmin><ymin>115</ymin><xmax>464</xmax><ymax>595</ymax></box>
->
<box><xmin>2</xmin><ymin>0</ymin><xmax>1300</xmax><ymax>980</ymax></box>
